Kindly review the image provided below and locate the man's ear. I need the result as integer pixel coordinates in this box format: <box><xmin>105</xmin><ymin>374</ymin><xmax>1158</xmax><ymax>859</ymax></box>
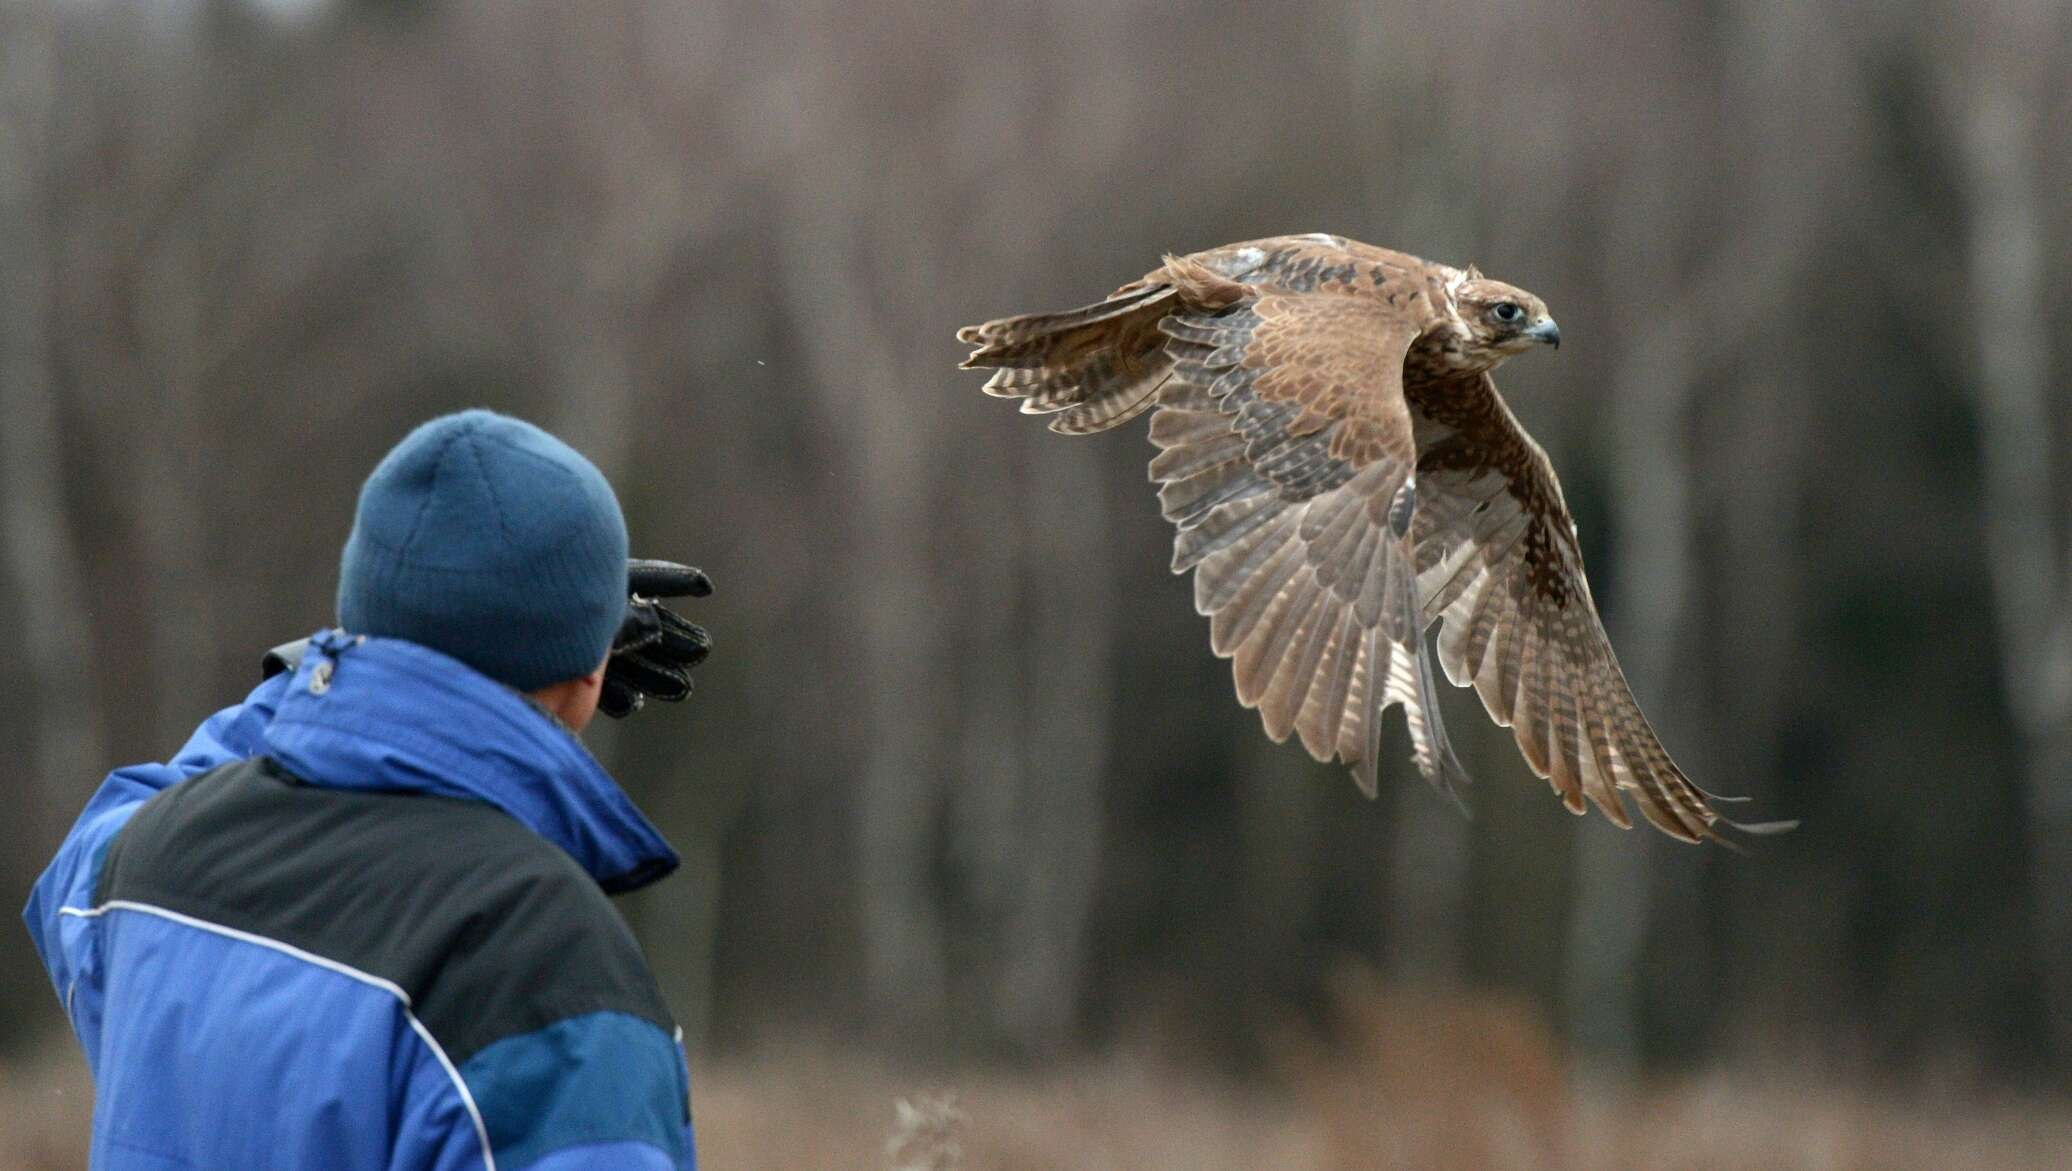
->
<box><xmin>528</xmin><ymin>653</ymin><xmax>612</xmax><ymax>733</ymax></box>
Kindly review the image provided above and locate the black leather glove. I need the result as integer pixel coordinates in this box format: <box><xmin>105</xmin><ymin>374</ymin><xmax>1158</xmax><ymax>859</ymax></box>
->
<box><xmin>599</xmin><ymin>558</ymin><xmax>714</xmax><ymax>719</ymax></box>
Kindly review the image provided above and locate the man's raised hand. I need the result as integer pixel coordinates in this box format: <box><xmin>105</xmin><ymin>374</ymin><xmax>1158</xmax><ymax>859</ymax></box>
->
<box><xmin>599</xmin><ymin>558</ymin><xmax>714</xmax><ymax>719</ymax></box>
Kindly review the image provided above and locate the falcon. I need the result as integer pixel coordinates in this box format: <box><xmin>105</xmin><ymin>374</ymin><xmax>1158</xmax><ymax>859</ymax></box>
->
<box><xmin>958</xmin><ymin>233</ymin><xmax>1787</xmax><ymax>843</ymax></box>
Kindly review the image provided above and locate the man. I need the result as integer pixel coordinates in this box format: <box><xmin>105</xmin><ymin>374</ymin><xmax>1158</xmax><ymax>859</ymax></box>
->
<box><xmin>23</xmin><ymin>409</ymin><xmax>712</xmax><ymax>1170</ymax></box>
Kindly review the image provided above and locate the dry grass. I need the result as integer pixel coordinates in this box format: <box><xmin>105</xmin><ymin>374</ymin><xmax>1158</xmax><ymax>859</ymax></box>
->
<box><xmin>690</xmin><ymin>1046</ymin><xmax>2072</xmax><ymax>1171</ymax></box>
<box><xmin>0</xmin><ymin>1045</ymin><xmax>93</xmax><ymax>1171</ymax></box>
<box><xmin>7</xmin><ymin>980</ymin><xmax>2072</xmax><ymax>1171</ymax></box>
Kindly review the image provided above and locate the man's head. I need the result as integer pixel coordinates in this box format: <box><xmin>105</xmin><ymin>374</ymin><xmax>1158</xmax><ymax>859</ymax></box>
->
<box><xmin>337</xmin><ymin>409</ymin><xmax>627</xmax><ymax>729</ymax></box>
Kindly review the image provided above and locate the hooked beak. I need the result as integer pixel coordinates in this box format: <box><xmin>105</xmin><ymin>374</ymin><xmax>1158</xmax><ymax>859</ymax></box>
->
<box><xmin>1525</xmin><ymin>317</ymin><xmax>1561</xmax><ymax>349</ymax></box>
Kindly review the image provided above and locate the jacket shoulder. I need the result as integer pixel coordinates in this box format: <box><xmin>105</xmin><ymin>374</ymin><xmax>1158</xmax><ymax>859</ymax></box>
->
<box><xmin>101</xmin><ymin>756</ymin><xmax>676</xmax><ymax>1065</ymax></box>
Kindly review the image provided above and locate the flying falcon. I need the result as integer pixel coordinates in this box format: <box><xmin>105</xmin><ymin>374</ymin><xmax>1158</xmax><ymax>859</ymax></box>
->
<box><xmin>958</xmin><ymin>233</ymin><xmax>1787</xmax><ymax>843</ymax></box>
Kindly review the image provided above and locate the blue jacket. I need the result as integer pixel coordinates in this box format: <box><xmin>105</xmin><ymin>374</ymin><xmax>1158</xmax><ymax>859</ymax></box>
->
<box><xmin>24</xmin><ymin>631</ymin><xmax>697</xmax><ymax>1170</ymax></box>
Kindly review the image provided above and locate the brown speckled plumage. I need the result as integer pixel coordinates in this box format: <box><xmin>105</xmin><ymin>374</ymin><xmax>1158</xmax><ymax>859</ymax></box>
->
<box><xmin>958</xmin><ymin>234</ymin><xmax>1787</xmax><ymax>844</ymax></box>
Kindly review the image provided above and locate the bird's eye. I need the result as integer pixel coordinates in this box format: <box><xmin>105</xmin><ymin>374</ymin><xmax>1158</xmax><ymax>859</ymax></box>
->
<box><xmin>1492</xmin><ymin>302</ymin><xmax>1524</xmax><ymax>323</ymax></box>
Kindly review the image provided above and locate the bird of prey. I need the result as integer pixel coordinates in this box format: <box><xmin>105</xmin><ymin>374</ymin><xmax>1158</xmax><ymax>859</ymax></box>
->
<box><xmin>958</xmin><ymin>233</ymin><xmax>1787</xmax><ymax>843</ymax></box>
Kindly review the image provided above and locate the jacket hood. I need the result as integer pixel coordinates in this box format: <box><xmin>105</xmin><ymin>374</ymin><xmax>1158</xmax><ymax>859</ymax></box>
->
<box><xmin>262</xmin><ymin>630</ymin><xmax>678</xmax><ymax>893</ymax></box>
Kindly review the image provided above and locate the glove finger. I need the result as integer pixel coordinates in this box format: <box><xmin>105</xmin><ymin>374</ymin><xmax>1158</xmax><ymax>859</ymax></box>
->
<box><xmin>614</xmin><ymin>601</ymin><xmax>664</xmax><ymax>654</ymax></box>
<box><xmin>651</xmin><ymin>609</ymin><xmax>712</xmax><ymax>667</ymax></box>
<box><xmin>628</xmin><ymin>559</ymin><xmax>713</xmax><ymax>600</ymax></box>
<box><xmin>612</xmin><ymin>654</ymin><xmax>694</xmax><ymax>703</ymax></box>
<box><xmin>597</xmin><ymin>676</ymin><xmax>644</xmax><ymax>719</ymax></box>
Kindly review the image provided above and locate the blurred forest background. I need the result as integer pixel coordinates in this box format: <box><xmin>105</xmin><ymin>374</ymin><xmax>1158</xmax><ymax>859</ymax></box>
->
<box><xmin>2</xmin><ymin>0</ymin><xmax>2070</xmax><ymax>1166</ymax></box>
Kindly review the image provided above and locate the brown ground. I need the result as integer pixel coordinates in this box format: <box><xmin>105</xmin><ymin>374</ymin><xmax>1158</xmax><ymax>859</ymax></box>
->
<box><xmin>7</xmin><ymin>984</ymin><xmax>2070</xmax><ymax>1171</ymax></box>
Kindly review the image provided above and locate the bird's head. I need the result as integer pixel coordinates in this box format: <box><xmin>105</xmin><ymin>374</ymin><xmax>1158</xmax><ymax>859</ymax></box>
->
<box><xmin>1452</xmin><ymin>272</ymin><xmax>1560</xmax><ymax>365</ymax></box>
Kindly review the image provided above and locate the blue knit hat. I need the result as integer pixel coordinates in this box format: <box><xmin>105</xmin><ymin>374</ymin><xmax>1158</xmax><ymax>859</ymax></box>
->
<box><xmin>337</xmin><ymin>410</ymin><xmax>629</xmax><ymax>692</ymax></box>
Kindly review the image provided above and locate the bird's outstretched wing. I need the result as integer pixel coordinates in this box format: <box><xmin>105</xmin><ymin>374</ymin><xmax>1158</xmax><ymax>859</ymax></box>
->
<box><xmin>1146</xmin><ymin>255</ymin><xmax>1473</xmax><ymax>801</ymax></box>
<box><xmin>960</xmin><ymin>237</ymin><xmax>1786</xmax><ymax>841</ymax></box>
<box><xmin>1409</xmin><ymin>372</ymin><xmax>1793</xmax><ymax>842</ymax></box>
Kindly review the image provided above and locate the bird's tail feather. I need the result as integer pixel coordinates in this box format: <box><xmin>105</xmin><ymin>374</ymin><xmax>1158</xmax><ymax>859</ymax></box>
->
<box><xmin>957</xmin><ymin>283</ymin><xmax>1179</xmax><ymax>435</ymax></box>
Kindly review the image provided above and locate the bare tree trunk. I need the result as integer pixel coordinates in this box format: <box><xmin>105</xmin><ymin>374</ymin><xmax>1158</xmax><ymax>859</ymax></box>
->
<box><xmin>1571</xmin><ymin>320</ymin><xmax>1692</xmax><ymax>1074</ymax></box>
<box><xmin>1558</xmin><ymin>109</ymin><xmax>1714</xmax><ymax>1063</ymax></box>
<box><xmin>776</xmin><ymin>202</ymin><xmax>954</xmax><ymax>1045</ymax></box>
<box><xmin>1565</xmin><ymin>0</ymin><xmax>1834</xmax><ymax>1068</ymax></box>
<box><xmin>987</xmin><ymin>434</ymin><xmax>1112</xmax><ymax>1052</ymax></box>
<box><xmin>1571</xmin><ymin>234</ymin><xmax>1815</xmax><ymax>1069</ymax></box>
<box><xmin>944</xmin><ymin>471</ymin><xmax>1033</xmax><ymax>1033</ymax></box>
<box><xmin>1953</xmin><ymin>65</ymin><xmax>2072</xmax><ymax>1062</ymax></box>
<box><xmin>1385</xmin><ymin>776</ymin><xmax>1471</xmax><ymax>981</ymax></box>
<box><xmin>0</xmin><ymin>1</ymin><xmax>107</xmax><ymax>1047</ymax></box>
<box><xmin>846</xmin><ymin>406</ymin><xmax>952</xmax><ymax>1046</ymax></box>
<box><xmin>114</xmin><ymin>23</ymin><xmax>266</xmax><ymax>749</ymax></box>
<box><xmin>0</xmin><ymin>2</ymin><xmax>105</xmax><ymax>851</ymax></box>
<box><xmin>130</xmin><ymin>290</ymin><xmax>228</xmax><ymax>748</ymax></box>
